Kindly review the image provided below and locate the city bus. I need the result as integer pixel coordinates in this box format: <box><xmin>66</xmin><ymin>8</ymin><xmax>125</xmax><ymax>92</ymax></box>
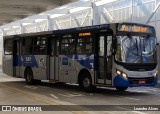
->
<box><xmin>3</xmin><ymin>23</ymin><xmax>158</xmax><ymax>92</ymax></box>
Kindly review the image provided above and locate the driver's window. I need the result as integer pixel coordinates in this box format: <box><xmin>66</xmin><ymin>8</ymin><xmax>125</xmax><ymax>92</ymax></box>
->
<box><xmin>99</xmin><ymin>36</ymin><xmax>104</xmax><ymax>56</ymax></box>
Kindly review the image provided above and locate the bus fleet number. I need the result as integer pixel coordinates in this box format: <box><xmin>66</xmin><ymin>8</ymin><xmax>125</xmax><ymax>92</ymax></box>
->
<box><xmin>26</xmin><ymin>57</ymin><xmax>31</xmax><ymax>62</ymax></box>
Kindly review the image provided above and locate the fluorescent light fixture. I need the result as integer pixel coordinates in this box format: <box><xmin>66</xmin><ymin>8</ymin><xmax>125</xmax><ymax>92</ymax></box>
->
<box><xmin>22</xmin><ymin>23</ymin><xmax>31</xmax><ymax>26</ymax></box>
<box><xmin>50</xmin><ymin>14</ymin><xmax>65</xmax><ymax>18</ymax></box>
<box><xmin>35</xmin><ymin>19</ymin><xmax>46</xmax><ymax>22</ymax></box>
<box><xmin>12</xmin><ymin>26</ymin><xmax>20</xmax><ymax>28</ymax></box>
<box><xmin>95</xmin><ymin>0</ymin><xmax>118</xmax><ymax>6</ymax></box>
<box><xmin>57</xmin><ymin>6</ymin><xmax>68</xmax><ymax>10</ymax></box>
<box><xmin>69</xmin><ymin>7</ymin><xmax>90</xmax><ymax>13</ymax></box>
<box><xmin>80</xmin><ymin>0</ymin><xmax>90</xmax><ymax>1</ymax></box>
<box><xmin>3</xmin><ymin>28</ymin><xmax>10</xmax><ymax>30</ymax></box>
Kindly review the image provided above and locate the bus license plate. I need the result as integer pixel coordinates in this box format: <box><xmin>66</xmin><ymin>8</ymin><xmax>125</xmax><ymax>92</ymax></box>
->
<box><xmin>139</xmin><ymin>80</ymin><xmax>146</xmax><ymax>84</ymax></box>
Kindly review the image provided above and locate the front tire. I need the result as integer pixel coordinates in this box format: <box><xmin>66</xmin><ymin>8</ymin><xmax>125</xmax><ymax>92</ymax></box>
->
<box><xmin>116</xmin><ymin>87</ymin><xmax>128</xmax><ymax>91</ymax></box>
<box><xmin>79</xmin><ymin>73</ymin><xmax>95</xmax><ymax>92</ymax></box>
<box><xmin>25</xmin><ymin>68</ymin><xmax>34</xmax><ymax>85</ymax></box>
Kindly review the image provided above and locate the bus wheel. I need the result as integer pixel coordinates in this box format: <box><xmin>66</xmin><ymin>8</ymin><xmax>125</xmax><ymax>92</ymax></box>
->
<box><xmin>25</xmin><ymin>69</ymin><xmax>34</xmax><ymax>85</ymax></box>
<box><xmin>116</xmin><ymin>87</ymin><xmax>128</xmax><ymax>91</ymax></box>
<box><xmin>80</xmin><ymin>74</ymin><xmax>95</xmax><ymax>92</ymax></box>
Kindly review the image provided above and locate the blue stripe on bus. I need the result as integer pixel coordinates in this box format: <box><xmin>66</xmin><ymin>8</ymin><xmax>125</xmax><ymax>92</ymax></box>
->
<box><xmin>14</xmin><ymin>54</ymin><xmax>95</xmax><ymax>69</ymax></box>
<box><xmin>113</xmin><ymin>75</ymin><xmax>158</xmax><ymax>87</ymax></box>
<box><xmin>22</xmin><ymin>55</ymin><xmax>38</xmax><ymax>67</ymax></box>
<box><xmin>13</xmin><ymin>55</ymin><xmax>38</xmax><ymax>68</ymax></box>
<box><xmin>65</xmin><ymin>54</ymin><xmax>95</xmax><ymax>70</ymax></box>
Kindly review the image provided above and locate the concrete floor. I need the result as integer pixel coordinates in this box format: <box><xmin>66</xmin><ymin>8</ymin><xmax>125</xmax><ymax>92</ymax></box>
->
<box><xmin>0</xmin><ymin>68</ymin><xmax>83</xmax><ymax>114</ymax></box>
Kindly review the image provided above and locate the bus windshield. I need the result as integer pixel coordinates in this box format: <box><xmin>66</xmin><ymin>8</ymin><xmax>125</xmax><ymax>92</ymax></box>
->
<box><xmin>115</xmin><ymin>35</ymin><xmax>157</xmax><ymax>63</ymax></box>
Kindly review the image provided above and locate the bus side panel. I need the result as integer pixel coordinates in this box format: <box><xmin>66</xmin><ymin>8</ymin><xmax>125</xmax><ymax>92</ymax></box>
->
<box><xmin>59</xmin><ymin>55</ymin><xmax>77</xmax><ymax>83</ymax></box>
<box><xmin>33</xmin><ymin>55</ymin><xmax>47</xmax><ymax>80</ymax></box>
<box><xmin>3</xmin><ymin>55</ymin><xmax>13</xmax><ymax>76</ymax></box>
<box><xmin>58</xmin><ymin>54</ymin><xmax>94</xmax><ymax>84</ymax></box>
<box><xmin>49</xmin><ymin>56</ymin><xmax>59</xmax><ymax>81</ymax></box>
<box><xmin>21</xmin><ymin>55</ymin><xmax>47</xmax><ymax>80</ymax></box>
<box><xmin>74</xmin><ymin>54</ymin><xmax>95</xmax><ymax>84</ymax></box>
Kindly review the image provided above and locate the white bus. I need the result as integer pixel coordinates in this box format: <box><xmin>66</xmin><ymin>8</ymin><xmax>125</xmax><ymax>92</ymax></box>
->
<box><xmin>3</xmin><ymin>23</ymin><xmax>158</xmax><ymax>92</ymax></box>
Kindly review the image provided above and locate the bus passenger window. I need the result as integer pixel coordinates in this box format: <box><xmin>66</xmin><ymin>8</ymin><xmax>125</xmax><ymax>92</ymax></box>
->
<box><xmin>60</xmin><ymin>34</ymin><xmax>75</xmax><ymax>54</ymax></box>
<box><xmin>22</xmin><ymin>38</ymin><xmax>33</xmax><ymax>54</ymax></box>
<box><xmin>4</xmin><ymin>39</ymin><xmax>13</xmax><ymax>55</ymax></box>
<box><xmin>77</xmin><ymin>36</ymin><xmax>93</xmax><ymax>54</ymax></box>
<box><xmin>33</xmin><ymin>37</ymin><xmax>46</xmax><ymax>55</ymax></box>
<box><xmin>56</xmin><ymin>40</ymin><xmax>60</xmax><ymax>55</ymax></box>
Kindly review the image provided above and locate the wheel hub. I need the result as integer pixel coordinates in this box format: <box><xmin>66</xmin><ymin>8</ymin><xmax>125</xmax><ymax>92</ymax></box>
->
<box><xmin>83</xmin><ymin>78</ymin><xmax>90</xmax><ymax>88</ymax></box>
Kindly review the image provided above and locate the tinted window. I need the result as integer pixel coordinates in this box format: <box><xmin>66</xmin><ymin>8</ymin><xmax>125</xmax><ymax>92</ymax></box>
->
<box><xmin>4</xmin><ymin>39</ymin><xmax>13</xmax><ymax>55</ymax></box>
<box><xmin>76</xmin><ymin>36</ymin><xmax>93</xmax><ymax>54</ymax></box>
<box><xmin>33</xmin><ymin>37</ymin><xmax>46</xmax><ymax>55</ymax></box>
<box><xmin>61</xmin><ymin>35</ymin><xmax>75</xmax><ymax>54</ymax></box>
<box><xmin>22</xmin><ymin>38</ymin><xmax>33</xmax><ymax>54</ymax></box>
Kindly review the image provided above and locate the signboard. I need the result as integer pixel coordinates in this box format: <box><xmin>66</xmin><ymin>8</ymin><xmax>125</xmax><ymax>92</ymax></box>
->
<box><xmin>79</xmin><ymin>32</ymin><xmax>91</xmax><ymax>37</ymax></box>
<box><xmin>118</xmin><ymin>24</ymin><xmax>154</xmax><ymax>33</ymax></box>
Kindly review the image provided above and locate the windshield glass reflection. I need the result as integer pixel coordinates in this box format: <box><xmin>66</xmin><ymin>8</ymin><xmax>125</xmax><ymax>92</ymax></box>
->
<box><xmin>115</xmin><ymin>36</ymin><xmax>157</xmax><ymax>63</ymax></box>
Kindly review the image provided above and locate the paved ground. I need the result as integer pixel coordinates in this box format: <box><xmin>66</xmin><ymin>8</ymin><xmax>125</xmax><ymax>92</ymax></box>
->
<box><xmin>0</xmin><ymin>67</ymin><xmax>160</xmax><ymax>114</ymax></box>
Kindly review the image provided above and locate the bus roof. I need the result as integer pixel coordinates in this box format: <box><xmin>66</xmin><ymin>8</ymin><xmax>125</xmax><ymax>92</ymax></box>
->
<box><xmin>3</xmin><ymin>22</ymin><xmax>155</xmax><ymax>38</ymax></box>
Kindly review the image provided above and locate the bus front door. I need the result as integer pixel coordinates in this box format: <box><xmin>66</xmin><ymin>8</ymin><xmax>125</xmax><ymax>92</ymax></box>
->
<box><xmin>96</xmin><ymin>34</ymin><xmax>112</xmax><ymax>85</ymax></box>
<box><xmin>49</xmin><ymin>37</ymin><xmax>59</xmax><ymax>81</ymax></box>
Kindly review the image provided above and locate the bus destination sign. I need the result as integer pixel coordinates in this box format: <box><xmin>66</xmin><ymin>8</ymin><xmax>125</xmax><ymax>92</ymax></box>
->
<box><xmin>118</xmin><ymin>24</ymin><xmax>152</xmax><ymax>33</ymax></box>
<box><xmin>79</xmin><ymin>32</ymin><xmax>91</xmax><ymax>37</ymax></box>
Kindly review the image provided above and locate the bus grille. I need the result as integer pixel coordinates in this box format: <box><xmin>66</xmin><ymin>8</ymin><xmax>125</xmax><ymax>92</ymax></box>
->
<box><xmin>128</xmin><ymin>77</ymin><xmax>154</xmax><ymax>84</ymax></box>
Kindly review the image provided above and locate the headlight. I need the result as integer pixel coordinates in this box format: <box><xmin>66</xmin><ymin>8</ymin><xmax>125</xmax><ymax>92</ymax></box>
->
<box><xmin>154</xmin><ymin>71</ymin><xmax>158</xmax><ymax>77</ymax></box>
<box><xmin>116</xmin><ymin>70</ymin><xmax>122</xmax><ymax>75</ymax></box>
<box><xmin>122</xmin><ymin>72</ymin><xmax>127</xmax><ymax>79</ymax></box>
<box><xmin>116</xmin><ymin>69</ymin><xmax>128</xmax><ymax>79</ymax></box>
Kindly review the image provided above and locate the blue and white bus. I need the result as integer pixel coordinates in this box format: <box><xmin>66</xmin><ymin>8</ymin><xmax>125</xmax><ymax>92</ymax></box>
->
<box><xmin>3</xmin><ymin>23</ymin><xmax>158</xmax><ymax>91</ymax></box>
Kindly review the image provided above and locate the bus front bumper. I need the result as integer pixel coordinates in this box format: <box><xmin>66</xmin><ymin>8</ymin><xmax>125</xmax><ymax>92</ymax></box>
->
<box><xmin>113</xmin><ymin>75</ymin><xmax>158</xmax><ymax>87</ymax></box>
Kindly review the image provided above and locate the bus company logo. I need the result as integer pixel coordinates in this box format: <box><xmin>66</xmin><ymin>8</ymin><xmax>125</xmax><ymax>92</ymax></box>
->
<box><xmin>1</xmin><ymin>106</ymin><xmax>42</xmax><ymax>112</ymax></box>
<box><xmin>2</xmin><ymin>106</ymin><xmax>11</xmax><ymax>111</ymax></box>
<box><xmin>39</xmin><ymin>57</ymin><xmax>45</xmax><ymax>66</ymax></box>
<box><xmin>148</xmin><ymin>72</ymin><xmax>153</xmax><ymax>76</ymax></box>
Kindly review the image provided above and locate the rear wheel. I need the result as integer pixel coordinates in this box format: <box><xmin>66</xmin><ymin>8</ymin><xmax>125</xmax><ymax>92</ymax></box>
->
<box><xmin>25</xmin><ymin>68</ymin><xmax>35</xmax><ymax>85</ymax></box>
<box><xmin>116</xmin><ymin>87</ymin><xmax>128</xmax><ymax>91</ymax></box>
